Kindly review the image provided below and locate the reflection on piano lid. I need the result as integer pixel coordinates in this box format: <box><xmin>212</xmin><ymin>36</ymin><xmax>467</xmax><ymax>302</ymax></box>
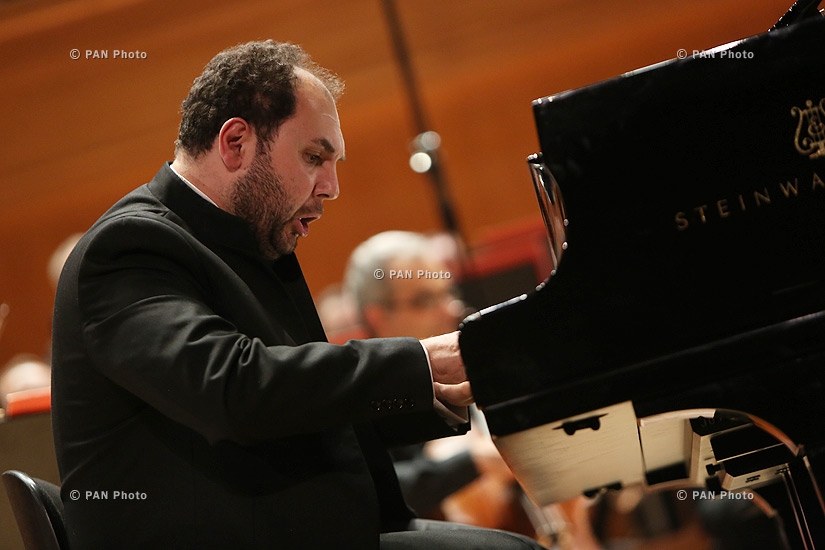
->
<box><xmin>459</xmin><ymin>7</ymin><xmax>825</xmax><ymax>549</ymax></box>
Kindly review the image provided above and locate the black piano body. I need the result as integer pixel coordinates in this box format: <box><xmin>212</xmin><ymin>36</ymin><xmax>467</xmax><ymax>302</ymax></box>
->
<box><xmin>459</xmin><ymin>9</ymin><xmax>825</xmax><ymax>547</ymax></box>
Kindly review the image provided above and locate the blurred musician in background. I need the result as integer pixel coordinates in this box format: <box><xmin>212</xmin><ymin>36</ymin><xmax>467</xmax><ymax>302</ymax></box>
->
<box><xmin>343</xmin><ymin>231</ymin><xmax>546</xmax><ymax>537</ymax></box>
<box><xmin>0</xmin><ymin>233</ymin><xmax>79</xmax><ymax>411</ymax></box>
<box><xmin>344</xmin><ymin>231</ymin><xmax>465</xmax><ymax>344</ymax></box>
<box><xmin>0</xmin><ymin>353</ymin><xmax>50</xmax><ymax>411</ymax></box>
<box><xmin>315</xmin><ymin>282</ymin><xmax>366</xmax><ymax>343</ymax></box>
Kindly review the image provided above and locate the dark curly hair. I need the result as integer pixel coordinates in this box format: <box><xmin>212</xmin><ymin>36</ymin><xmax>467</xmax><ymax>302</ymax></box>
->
<box><xmin>175</xmin><ymin>40</ymin><xmax>344</xmax><ymax>157</ymax></box>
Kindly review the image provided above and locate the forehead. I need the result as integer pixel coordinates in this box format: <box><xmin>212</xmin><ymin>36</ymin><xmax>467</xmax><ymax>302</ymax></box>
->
<box><xmin>288</xmin><ymin>71</ymin><xmax>345</xmax><ymax>156</ymax></box>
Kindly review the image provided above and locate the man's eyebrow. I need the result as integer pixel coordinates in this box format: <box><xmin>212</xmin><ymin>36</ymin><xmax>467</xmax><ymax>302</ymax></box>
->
<box><xmin>314</xmin><ymin>138</ymin><xmax>345</xmax><ymax>161</ymax></box>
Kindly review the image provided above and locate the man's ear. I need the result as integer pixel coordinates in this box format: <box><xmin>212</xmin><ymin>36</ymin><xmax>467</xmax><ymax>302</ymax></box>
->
<box><xmin>217</xmin><ymin>117</ymin><xmax>254</xmax><ymax>172</ymax></box>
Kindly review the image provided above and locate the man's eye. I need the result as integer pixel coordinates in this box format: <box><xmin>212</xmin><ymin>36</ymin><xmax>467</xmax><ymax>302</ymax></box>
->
<box><xmin>305</xmin><ymin>153</ymin><xmax>323</xmax><ymax>165</ymax></box>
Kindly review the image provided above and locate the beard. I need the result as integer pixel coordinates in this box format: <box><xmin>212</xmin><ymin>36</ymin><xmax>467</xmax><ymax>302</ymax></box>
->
<box><xmin>229</xmin><ymin>144</ymin><xmax>296</xmax><ymax>260</ymax></box>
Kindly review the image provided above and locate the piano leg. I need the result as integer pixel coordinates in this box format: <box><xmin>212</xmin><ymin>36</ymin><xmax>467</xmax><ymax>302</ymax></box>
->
<box><xmin>756</xmin><ymin>454</ymin><xmax>825</xmax><ymax>549</ymax></box>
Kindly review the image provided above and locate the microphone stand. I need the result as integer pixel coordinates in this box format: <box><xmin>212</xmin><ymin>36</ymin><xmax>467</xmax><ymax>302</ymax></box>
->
<box><xmin>380</xmin><ymin>0</ymin><xmax>471</xmax><ymax>278</ymax></box>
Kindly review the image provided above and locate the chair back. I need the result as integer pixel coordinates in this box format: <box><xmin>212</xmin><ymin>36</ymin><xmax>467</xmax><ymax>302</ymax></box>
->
<box><xmin>2</xmin><ymin>470</ymin><xmax>68</xmax><ymax>550</ymax></box>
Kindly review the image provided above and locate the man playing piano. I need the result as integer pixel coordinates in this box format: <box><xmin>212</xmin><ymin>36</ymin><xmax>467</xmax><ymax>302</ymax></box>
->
<box><xmin>50</xmin><ymin>39</ymin><xmax>546</xmax><ymax>549</ymax></box>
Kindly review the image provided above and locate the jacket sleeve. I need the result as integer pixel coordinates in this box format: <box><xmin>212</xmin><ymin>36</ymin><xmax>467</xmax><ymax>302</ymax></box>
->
<box><xmin>71</xmin><ymin>213</ymin><xmax>439</xmax><ymax>445</ymax></box>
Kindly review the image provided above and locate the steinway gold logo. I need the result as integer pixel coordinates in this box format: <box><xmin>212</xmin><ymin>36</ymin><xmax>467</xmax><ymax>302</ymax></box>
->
<box><xmin>675</xmin><ymin>100</ymin><xmax>825</xmax><ymax>231</ymax></box>
<box><xmin>674</xmin><ymin>171</ymin><xmax>824</xmax><ymax>231</ymax></box>
<box><xmin>792</xmin><ymin>98</ymin><xmax>825</xmax><ymax>160</ymax></box>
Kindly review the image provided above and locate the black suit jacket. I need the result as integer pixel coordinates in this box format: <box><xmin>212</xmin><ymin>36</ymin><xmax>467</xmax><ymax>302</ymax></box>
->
<box><xmin>51</xmin><ymin>164</ymin><xmax>466</xmax><ymax>549</ymax></box>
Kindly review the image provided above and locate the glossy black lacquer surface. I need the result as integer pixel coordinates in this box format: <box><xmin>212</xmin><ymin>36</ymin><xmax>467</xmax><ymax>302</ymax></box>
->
<box><xmin>460</xmin><ymin>15</ymin><xmax>825</xmax><ymax>448</ymax></box>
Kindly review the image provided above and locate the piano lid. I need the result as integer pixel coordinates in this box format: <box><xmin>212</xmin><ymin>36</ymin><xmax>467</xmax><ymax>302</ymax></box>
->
<box><xmin>459</xmin><ymin>14</ymin><xmax>825</xmax><ymax>434</ymax></box>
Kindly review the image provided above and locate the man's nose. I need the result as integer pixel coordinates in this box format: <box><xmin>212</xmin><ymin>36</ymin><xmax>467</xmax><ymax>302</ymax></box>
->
<box><xmin>316</xmin><ymin>165</ymin><xmax>340</xmax><ymax>201</ymax></box>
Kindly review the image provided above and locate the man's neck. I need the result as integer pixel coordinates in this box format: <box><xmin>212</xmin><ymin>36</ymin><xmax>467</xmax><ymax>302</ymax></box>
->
<box><xmin>170</xmin><ymin>154</ymin><xmax>230</xmax><ymax>210</ymax></box>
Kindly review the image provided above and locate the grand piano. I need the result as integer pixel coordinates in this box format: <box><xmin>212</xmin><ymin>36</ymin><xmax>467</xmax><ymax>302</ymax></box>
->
<box><xmin>459</xmin><ymin>2</ymin><xmax>825</xmax><ymax>547</ymax></box>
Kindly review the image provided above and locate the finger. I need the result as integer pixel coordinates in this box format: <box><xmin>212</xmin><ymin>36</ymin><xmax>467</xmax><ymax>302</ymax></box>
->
<box><xmin>431</xmin><ymin>359</ymin><xmax>467</xmax><ymax>385</ymax></box>
<box><xmin>434</xmin><ymin>381</ymin><xmax>474</xmax><ymax>407</ymax></box>
<box><xmin>422</xmin><ymin>334</ymin><xmax>465</xmax><ymax>383</ymax></box>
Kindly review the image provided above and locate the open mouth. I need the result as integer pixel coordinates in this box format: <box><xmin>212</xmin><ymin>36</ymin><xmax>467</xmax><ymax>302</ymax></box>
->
<box><xmin>296</xmin><ymin>215</ymin><xmax>319</xmax><ymax>237</ymax></box>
